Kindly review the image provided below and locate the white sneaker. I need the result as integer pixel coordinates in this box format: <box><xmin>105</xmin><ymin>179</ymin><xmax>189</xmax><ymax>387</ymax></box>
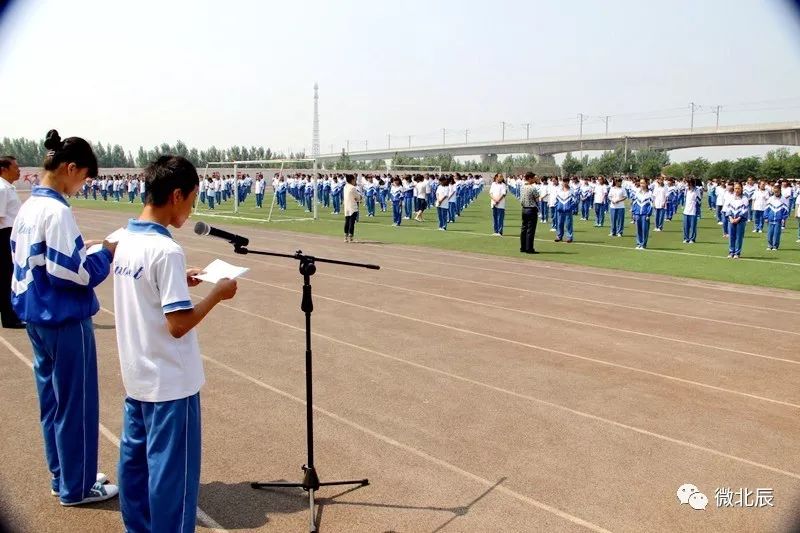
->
<box><xmin>717</xmin><ymin>221</ymin><xmax>723</xmax><ymax>225</ymax></box>
<box><xmin>60</xmin><ymin>481</ymin><xmax>118</xmax><ymax>506</ymax></box>
<box><xmin>51</xmin><ymin>473</ymin><xmax>108</xmax><ymax>496</ymax></box>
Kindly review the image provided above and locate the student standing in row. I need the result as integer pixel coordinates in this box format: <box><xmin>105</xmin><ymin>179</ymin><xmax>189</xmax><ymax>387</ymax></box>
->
<box><xmin>682</xmin><ymin>178</ymin><xmax>702</xmax><ymax>244</ymax></box>
<box><xmin>489</xmin><ymin>174</ymin><xmax>507</xmax><ymax>236</ymax></box>
<box><xmin>435</xmin><ymin>176</ymin><xmax>450</xmax><ymax>230</ymax></box>
<box><xmin>554</xmin><ymin>179</ymin><xmax>575</xmax><ymax>243</ymax></box>
<box><xmin>632</xmin><ymin>178</ymin><xmax>654</xmax><ymax>250</ymax></box>
<box><xmin>519</xmin><ymin>172</ymin><xmax>540</xmax><ymax>253</ymax></box>
<box><xmin>390</xmin><ymin>177</ymin><xmax>404</xmax><ymax>226</ymax></box>
<box><xmin>11</xmin><ymin>130</ymin><xmax>119</xmax><ymax>506</ymax></box>
<box><xmin>608</xmin><ymin>178</ymin><xmax>626</xmax><ymax>237</ymax></box>
<box><xmin>593</xmin><ymin>177</ymin><xmax>608</xmax><ymax>227</ymax></box>
<box><xmin>765</xmin><ymin>185</ymin><xmax>789</xmax><ymax>250</ymax></box>
<box><xmin>751</xmin><ymin>181</ymin><xmax>769</xmax><ymax>233</ymax></box>
<box><xmin>343</xmin><ymin>174</ymin><xmax>362</xmax><ymax>243</ymax></box>
<box><xmin>651</xmin><ymin>176</ymin><xmax>668</xmax><ymax>232</ymax></box>
<box><xmin>725</xmin><ymin>182</ymin><xmax>749</xmax><ymax>259</ymax></box>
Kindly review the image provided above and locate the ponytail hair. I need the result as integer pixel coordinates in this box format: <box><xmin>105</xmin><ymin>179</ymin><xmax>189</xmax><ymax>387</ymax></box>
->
<box><xmin>42</xmin><ymin>130</ymin><xmax>98</xmax><ymax>178</ymax></box>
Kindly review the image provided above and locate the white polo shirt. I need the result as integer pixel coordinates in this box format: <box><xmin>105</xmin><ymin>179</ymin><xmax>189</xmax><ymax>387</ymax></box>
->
<box><xmin>113</xmin><ymin>219</ymin><xmax>204</xmax><ymax>402</ymax></box>
<box><xmin>0</xmin><ymin>177</ymin><xmax>21</xmax><ymax>229</ymax></box>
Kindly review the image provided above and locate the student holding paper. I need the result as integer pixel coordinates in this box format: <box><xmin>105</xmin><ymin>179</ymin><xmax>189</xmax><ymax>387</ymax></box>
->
<box><xmin>112</xmin><ymin>155</ymin><xmax>237</xmax><ymax>532</ymax></box>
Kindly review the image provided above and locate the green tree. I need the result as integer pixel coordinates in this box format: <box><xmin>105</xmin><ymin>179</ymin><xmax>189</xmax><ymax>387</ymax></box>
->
<box><xmin>730</xmin><ymin>156</ymin><xmax>761</xmax><ymax>181</ymax></box>
<box><xmin>662</xmin><ymin>163</ymin><xmax>685</xmax><ymax>178</ymax></box>
<box><xmin>706</xmin><ymin>160</ymin><xmax>733</xmax><ymax>181</ymax></box>
<box><xmin>562</xmin><ymin>152</ymin><xmax>582</xmax><ymax>176</ymax></box>
<box><xmin>683</xmin><ymin>157</ymin><xmax>710</xmax><ymax>178</ymax></box>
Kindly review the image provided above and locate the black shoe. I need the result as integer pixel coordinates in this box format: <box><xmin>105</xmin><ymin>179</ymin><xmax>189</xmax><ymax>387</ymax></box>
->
<box><xmin>3</xmin><ymin>320</ymin><xmax>26</xmax><ymax>329</ymax></box>
<box><xmin>525</xmin><ymin>250</ymin><xmax>539</xmax><ymax>254</ymax></box>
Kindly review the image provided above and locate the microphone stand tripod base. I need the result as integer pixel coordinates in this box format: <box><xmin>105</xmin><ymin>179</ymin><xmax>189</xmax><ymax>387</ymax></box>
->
<box><xmin>243</xmin><ymin>250</ymin><xmax>372</xmax><ymax>533</ymax></box>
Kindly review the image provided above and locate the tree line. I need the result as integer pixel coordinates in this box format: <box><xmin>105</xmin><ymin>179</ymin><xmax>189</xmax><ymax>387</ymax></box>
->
<box><xmin>4</xmin><ymin>135</ymin><xmax>798</xmax><ymax>180</ymax></box>
<box><xmin>0</xmin><ymin>136</ymin><xmax>304</xmax><ymax>169</ymax></box>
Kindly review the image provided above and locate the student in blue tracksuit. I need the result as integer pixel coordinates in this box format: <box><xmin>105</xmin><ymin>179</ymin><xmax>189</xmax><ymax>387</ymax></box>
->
<box><xmin>608</xmin><ymin>178</ymin><xmax>626</xmax><ymax>237</ymax></box>
<box><xmin>114</xmin><ymin>156</ymin><xmax>238</xmax><ymax>533</ymax></box>
<box><xmin>682</xmin><ymin>178</ymin><xmax>702</xmax><ymax>244</ymax></box>
<box><xmin>764</xmin><ymin>185</ymin><xmax>789</xmax><ymax>251</ymax></box>
<box><xmin>724</xmin><ymin>182</ymin><xmax>750</xmax><ymax>258</ymax></box>
<box><xmin>11</xmin><ymin>130</ymin><xmax>119</xmax><ymax>506</ymax></box>
<box><xmin>435</xmin><ymin>175</ymin><xmax>450</xmax><ymax>230</ymax></box>
<box><xmin>304</xmin><ymin>177</ymin><xmax>314</xmax><ymax>212</ymax></box>
<box><xmin>390</xmin><ymin>177</ymin><xmax>403</xmax><ymax>226</ymax></box>
<box><xmin>331</xmin><ymin>176</ymin><xmax>342</xmax><ymax>214</ymax></box>
<box><xmin>553</xmin><ymin>179</ymin><xmax>576</xmax><ymax>243</ymax></box>
<box><xmin>632</xmin><ymin>178</ymin><xmax>654</xmax><ymax>249</ymax></box>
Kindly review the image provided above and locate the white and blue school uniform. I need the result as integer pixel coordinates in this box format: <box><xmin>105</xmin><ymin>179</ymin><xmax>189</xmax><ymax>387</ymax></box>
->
<box><xmin>435</xmin><ymin>183</ymin><xmax>449</xmax><ymax>230</ymax></box>
<box><xmin>537</xmin><ymin>182</ymin><xmax>549</xmax><ymax>222</ymax></box>
<box><xmin>113</xmin><ymin>219</ymin><xmax>203</xmax><ymax>533</ymax></box>
<box><xmin>714</xmin><ymin>184</ymin><xmax>726</xmax><ymax>223</ymax></box>
<box><xmin>764</xmin><ymin>196</ymin><xmax>789</xmax><ymax>250</ymax></box>
<box><xmin>725</xmin><ymin>196</ymin><xmax>750</xmax><ymax>256</ymax></box>
<box><xmin>100</xmin><ymin>178</ymin><xmax>109</xmax><ymax>201</ymax></box>
<box><xmin>631</xmin><ymin>189</ymin><xmax>654</xmax><ymax>248</ymax></box>
<box><xmin>554</xmin><ymin>187</ymin><xmax>576</xmax><ymax>241</ymax></box>
<box><xmin>198</xmin><ymin>179</ymin><xmax>207</xmax><ymax>205</ymax></box>
<box><xmin>363</xmin><ymin>180</ymin><xmax>376</xmax><ymax>216</ymax></box>
<box><xmin>652</xmin><ymin>183</ymin><xmax>668</xmax><ymax>230</ymax></box>
<box><xmin>139</xmin><ymin>179</ymin><xmax>147</xmax><ymax>203</ymax></box>
<box><xmin>11</xmin><ymin>186</ymin><xmax>113</xmax><ymax>503</ymax></box>
<box><xmin>254</xmin><ymin>178</ymin><xmax>266</xmax><ymax>208</ymax></box>
<box><xmin>682</xmin><ymin>187</ymin><xmax>702</xmax><ymax>243</ymax></box>
<box><xmin>579</xmin><ymin>182</ymin><xmax>593</xmax><ymax>220</ymax></box>
<box><xmin>608</xmin><ymin>186</ymin><xmax>626</xmax><ymax>236</ymax></box>
<box><xmin>127</xmin><ymin>179</ymin><xmax>138</xmax><ymax>203</ymax></box>
<box><xmin>592</xmin><ymin>183</ymin><xmax>608</xmax><ymax>227</ymax></box>
<box><xmin>751</xmin><ymin>188</ymin><xmax>769</xmax><ymax>232</ymax></box>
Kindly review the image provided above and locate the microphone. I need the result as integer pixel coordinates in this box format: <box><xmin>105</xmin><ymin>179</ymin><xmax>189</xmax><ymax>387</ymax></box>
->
<box><xmin>194</xmin><ymin>221</ymin><xmax>249</xmax><ymax>248</ymax></box>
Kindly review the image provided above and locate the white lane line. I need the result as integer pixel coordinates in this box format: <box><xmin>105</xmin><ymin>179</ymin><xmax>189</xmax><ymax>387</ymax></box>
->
<box><xmin>226</xmin><ymin>224</ymin><xmax>800</xmax><ymax>311</ymax></box>
<box><xmin>0</xmin><ymin>335</ymin><xmax>228</xmax><ymax>533</ymax></box>
<box><xmin>78</xmin><ymin>210</ymin><xmax>800</xmax><ymax>311</ymax></box>
<box><xmin>201</xmin><ymin>354</ymin><xmax>612</xmax><ymax>533</ymax></box>
<box><xmin>230</xmin><ymin>273</ymin><xmax>800</xmax><ymax>409</ymax></box>
<box><xmin>87</xmin><ymin>309</ymin><xmax>608</xmax><ymax>531</ymax></box>
<box><xmin>175</xmin><ymin>299</ymin><xmax>800</xmax><ymax>483</ymax></box>
<box><xmin>179</xmin><ymin>243</ymin><xmax>800</xmax><ymax>372</ymax></box>
<box><xmin>231</xmin><ymin>236</ymin><xmax>799</xmax><ymax>335</ymax></box>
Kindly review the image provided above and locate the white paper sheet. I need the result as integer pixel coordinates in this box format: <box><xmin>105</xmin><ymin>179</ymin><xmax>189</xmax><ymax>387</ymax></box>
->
<box><xmin>87</xmin><ymin>227</ymin><xmax>127</xmax><ymax>255</ymax></box>
<box><xmin>194</xmin><ymin>259</ymin><xmax>249</xmax><ymax>284</ymax></box>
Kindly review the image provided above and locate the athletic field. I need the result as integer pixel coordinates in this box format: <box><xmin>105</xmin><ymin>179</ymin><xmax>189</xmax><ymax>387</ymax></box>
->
<box><xmin>68</xmin><ymin>191</ymin><xmax>800</xmax><ymax>291</ymax></box>
<box><xmin>0</xmin><ymin>202</ymin><xmax>798</xmax><ymax>532</ymax></box>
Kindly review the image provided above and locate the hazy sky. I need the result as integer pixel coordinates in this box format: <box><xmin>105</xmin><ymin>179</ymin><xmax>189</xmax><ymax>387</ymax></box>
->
<box><xmin>1</xmin><ymin>0</ymin><xmax>800</xmax><ymax>162</ymax></box>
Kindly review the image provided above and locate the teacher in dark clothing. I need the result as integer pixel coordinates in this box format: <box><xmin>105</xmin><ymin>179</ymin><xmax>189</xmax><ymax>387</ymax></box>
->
<box><xmin>0</xmin><ymin>156</ymin><xmax>24</xmax><ymax>328</ymax></box>
<box><xmin>519</xmin><ymin>171</ymin><xmax>540</xmax><ymax>254</ymax></box>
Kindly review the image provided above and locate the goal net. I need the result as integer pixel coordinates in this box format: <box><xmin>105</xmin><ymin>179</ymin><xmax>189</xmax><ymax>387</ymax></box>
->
<box><xmin>193</xmin><ymin>159</ymin><xmax>319</xmax><ymax>223</ymax></box>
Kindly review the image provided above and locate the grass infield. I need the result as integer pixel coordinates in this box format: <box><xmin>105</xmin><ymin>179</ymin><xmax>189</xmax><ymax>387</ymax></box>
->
<box><xmin>70</xmin><ymin>193</ymin><xmax>800</xmax><ymax>291</ymax></box>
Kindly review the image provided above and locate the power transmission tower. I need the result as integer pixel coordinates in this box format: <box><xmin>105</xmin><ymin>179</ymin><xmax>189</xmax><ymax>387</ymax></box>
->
<box><xmin>312</xmin><ymin>83</ymin><xmax>320</xmax><ymax>158</ymax></box>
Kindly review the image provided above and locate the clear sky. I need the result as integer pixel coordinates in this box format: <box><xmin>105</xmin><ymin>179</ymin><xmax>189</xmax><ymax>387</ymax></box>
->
<box><xmin>1</xmin><ymin>0</ymin><xmax>799</xmax><ymax>162</ymax></box>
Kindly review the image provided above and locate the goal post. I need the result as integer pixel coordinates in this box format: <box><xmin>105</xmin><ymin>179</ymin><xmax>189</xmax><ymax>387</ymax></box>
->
<box><xmin>193</xmin><ymin>158</ymin><xmax>319</xmax><ymax>223</ymax></box>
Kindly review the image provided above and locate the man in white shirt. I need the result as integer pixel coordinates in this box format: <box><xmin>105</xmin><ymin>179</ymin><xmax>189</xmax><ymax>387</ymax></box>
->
<box><xmin>0</xmin><ymin>156</ymin><xmax>24</xmax><ymax>328</ymax></box>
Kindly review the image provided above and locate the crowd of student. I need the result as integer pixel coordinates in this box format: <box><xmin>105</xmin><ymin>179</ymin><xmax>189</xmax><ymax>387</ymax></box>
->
<box><xmin>63</xmin><ymin>167</ymin><xmax>800</xmax><ymax>258</ymax></box>
<box><xmin>502</xmin><ymin>173</ymin><xmax>800</xmax><ymax>258</ymax></box>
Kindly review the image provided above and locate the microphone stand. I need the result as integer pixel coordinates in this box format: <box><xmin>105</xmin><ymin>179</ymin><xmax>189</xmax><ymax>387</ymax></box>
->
<box><xmin>232</xmin><ymin>244</ymin><xmax>378</xmax><ymax>533</ymax></box>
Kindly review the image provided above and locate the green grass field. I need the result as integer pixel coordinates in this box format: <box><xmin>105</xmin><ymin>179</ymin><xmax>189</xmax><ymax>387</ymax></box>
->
<box><xmin>70</xmin><ymin>192</ymin><xmax>800</xmax><ymax>291</ymax></box>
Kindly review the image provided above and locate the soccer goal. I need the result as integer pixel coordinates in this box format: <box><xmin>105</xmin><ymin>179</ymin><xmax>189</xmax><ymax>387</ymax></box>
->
<box><xmin>193</xmin><ymin>159</ymin><xmax>319</xmax><ymax>223</ymax></box>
